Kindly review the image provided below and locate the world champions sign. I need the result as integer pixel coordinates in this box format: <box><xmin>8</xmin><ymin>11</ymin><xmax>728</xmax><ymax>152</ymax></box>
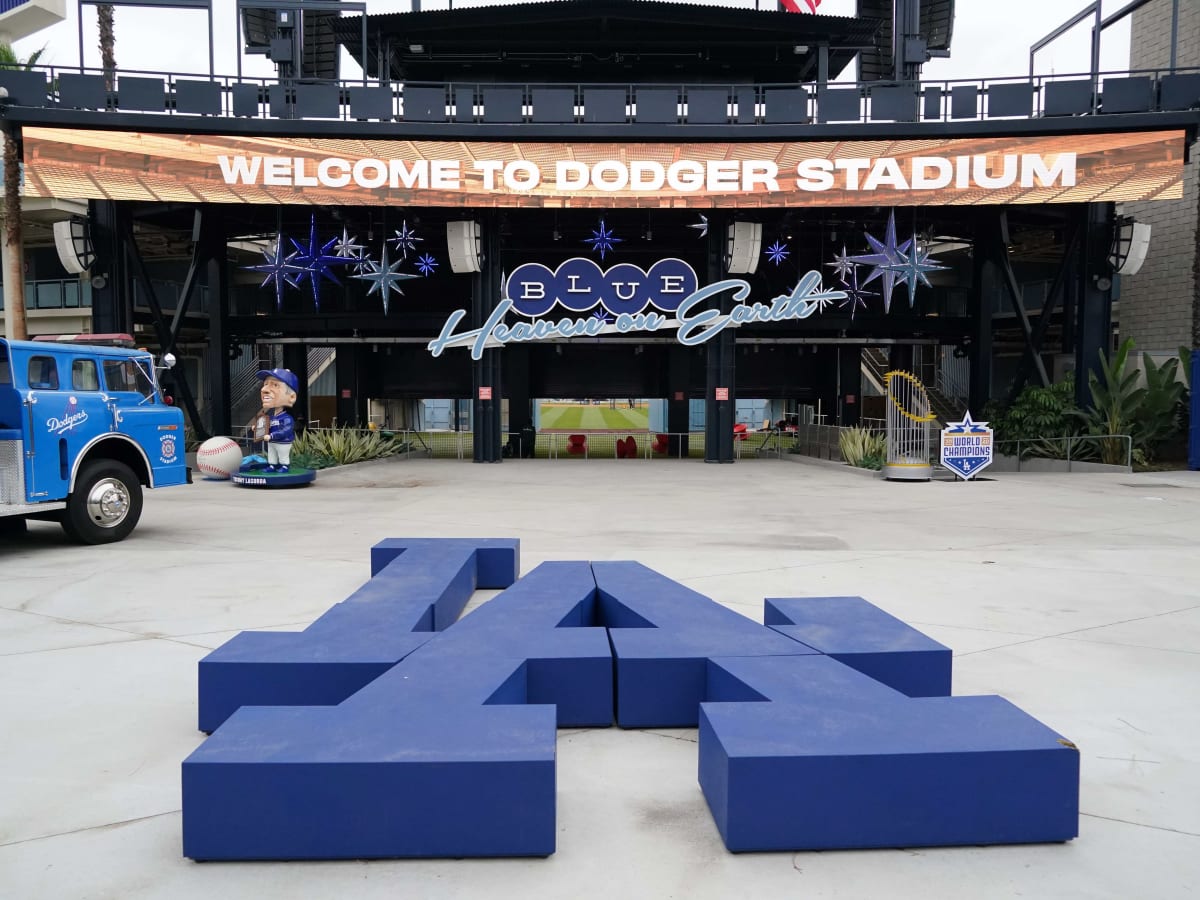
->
<box><xmin>19</xmin><ymin>128</ymin><xmax>1189</xmax><ymax>208</ymax></box>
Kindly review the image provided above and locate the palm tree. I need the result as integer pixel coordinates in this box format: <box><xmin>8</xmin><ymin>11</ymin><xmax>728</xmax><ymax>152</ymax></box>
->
<box><xmin>0</xmin><ymin>42</ymin><xmax>43</xmax><ymax>341</ymax></box>
<box><xmin>98</xmin><ymin>5</ymin><xmax>117</xmax><ymax>91</ymax></box>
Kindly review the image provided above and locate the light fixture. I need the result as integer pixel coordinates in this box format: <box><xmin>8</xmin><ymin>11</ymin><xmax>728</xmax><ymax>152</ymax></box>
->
<box><xmin>408</xmin><ymin>43</ymin><xmax>425</xmax><ymax>53</ymax></box>
<box><xmin>793</xmin><ymin>44</ymin><xmax>809</xmax><ymax>54</ymax></box>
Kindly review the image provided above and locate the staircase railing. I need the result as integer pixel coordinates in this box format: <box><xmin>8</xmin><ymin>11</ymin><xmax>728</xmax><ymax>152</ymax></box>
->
<box><xmin>230</xmin><ymin>356</ymin><xmax>269</xmax><ymax>434</ymax></box>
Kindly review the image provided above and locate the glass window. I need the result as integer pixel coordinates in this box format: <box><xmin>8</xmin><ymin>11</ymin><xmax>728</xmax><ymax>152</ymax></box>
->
<box><xmin>0</xmin><ymin>346</ymin><xmax>11</xmax><ymax>385</ymax></box>
<box><xmin>72</xmin><ymin>358</ymin><xmax>100</xmax><ymax>391</ymax></box>
<box><xmin>36</xmin><ymin>282</ymin><xmax>63</xmax><ymax>309</ymax></box>
<box><xmin>64</xmin><ymin>282</ymin><xmax>80</xmax><ymax>309</ymax></box>
<box><xmin>28</xmin><ymin>356</ymin><xmax>60</xmax><ymax>390</ymax></box>
<box><xmin>102</xmin><ymin>359</ymin><xmax>155</xmax><ymax>399</ymax></box>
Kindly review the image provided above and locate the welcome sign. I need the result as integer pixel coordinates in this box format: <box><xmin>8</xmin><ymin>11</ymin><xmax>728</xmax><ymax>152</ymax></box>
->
<box><xmin>20</xmin><ymin>129</ymin><xmax>1188</xmax><ymax>208</ymax></box>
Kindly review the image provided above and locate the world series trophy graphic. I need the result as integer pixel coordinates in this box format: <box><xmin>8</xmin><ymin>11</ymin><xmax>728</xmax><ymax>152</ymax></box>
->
<box><xmin>232</xmin><ymin>368</ymin><xmax>316</xmax><ymax>488</ymax></box>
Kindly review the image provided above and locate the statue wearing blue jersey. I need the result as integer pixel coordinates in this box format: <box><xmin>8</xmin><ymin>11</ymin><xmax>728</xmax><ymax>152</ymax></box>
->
<box><xmin>256</xmin><ymin>368</ymin><xmax>299</xmax><ymax>472</ymax></box>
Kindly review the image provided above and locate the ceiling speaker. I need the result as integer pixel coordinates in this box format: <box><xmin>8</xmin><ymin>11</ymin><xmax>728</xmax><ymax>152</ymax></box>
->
<box><xmin>446</xmin><ymin>220</ymin><xmax>481</xmax><ymax>273</ymax></box>
<box><xmin>725</xmin><ymin>221</ymin><xmax>762</xmax><ymax>274</ymax></box>
<box><xmin>53</xmin><ymin>217</ymin><xmax>95</xmax><ymax>275</ymax></box>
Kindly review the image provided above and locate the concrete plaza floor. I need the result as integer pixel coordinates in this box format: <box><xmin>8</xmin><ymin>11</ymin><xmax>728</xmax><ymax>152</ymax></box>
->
<box><xmin>1</xmin><ymin>455</ymin><xmax>1198</xmax><ymax>899</ymax></box>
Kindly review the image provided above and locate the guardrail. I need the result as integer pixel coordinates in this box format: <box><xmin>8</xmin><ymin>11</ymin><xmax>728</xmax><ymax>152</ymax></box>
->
<box><xmin>2</xmin><ymin>65</ymin><xmax>1196</xmax><ymax>125</ymax></box>
<box><xmin>993</xmin><ymin>434</ymin><xmax>1132</xmax><ymax>471</ymax></box>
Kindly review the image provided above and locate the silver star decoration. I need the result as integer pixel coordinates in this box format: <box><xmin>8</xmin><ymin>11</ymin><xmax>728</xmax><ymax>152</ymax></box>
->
<box><xmin>688</xmin><ymin>215</ymin><xmax>709</xmax><ymax>238</ymax></box>
<box><xmin>332</xmin><ymin>227</ymin><xmax>366</xmax><ymax>262</ymax></box>
<box><xmin>848</xmin><ymin>210</ymin><xmax>913</xmax><ymax>313</ymax></box>
<box><xmin>389</xmin><ymin>220</ymin><xmax>423</xmax><ymax>260</ymax></box>
<box><xmin>353</xmin><ymin>244</ymin><xmax>419</xmax><ymax>315</ymax></box>
<box><xmin>826</xmin><ymin>245</ymin><xmax>856</xmax><ymax>282</ymax></box>
<box><xmin>882</xmin><ymin>241</ymin><xmax>950</xmax><ymax>308</ymax></box>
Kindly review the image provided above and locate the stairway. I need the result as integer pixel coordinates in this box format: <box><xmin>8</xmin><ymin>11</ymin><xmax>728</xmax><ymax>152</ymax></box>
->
<box><xmin>861</xmin><ymin>347</ymin><xmax>966</xmax><ymax>427</ymax></box>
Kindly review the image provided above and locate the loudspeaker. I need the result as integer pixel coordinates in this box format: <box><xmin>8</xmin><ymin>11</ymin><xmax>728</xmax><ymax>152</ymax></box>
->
<box><xmin>1111</xmin><ymin>221</ymin><xmax>1151</xmax><ymax>276</ymax></box>
<box><xmin>446</xmin><ymin>220</ymin><xmax>481</xmax><ymax>273</ymax></box>
<box><xmin>725</xmin><ymin>221</ymin><xmax>762</xmax><ymax>274</ymax></box>
<box><xmin>53</xmin><ymin>217</ymin><xmax>95</xmax><ymax>275</ymax></box>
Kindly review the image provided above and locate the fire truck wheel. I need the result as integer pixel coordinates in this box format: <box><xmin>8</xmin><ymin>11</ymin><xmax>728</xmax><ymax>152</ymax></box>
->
<box><xmin>61</xmin><ymin>460</ymin><xmax>143</xmax><ymax>544</ymax></box>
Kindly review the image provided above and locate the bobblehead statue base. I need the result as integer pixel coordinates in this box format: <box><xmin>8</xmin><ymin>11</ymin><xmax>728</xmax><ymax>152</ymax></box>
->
<box><xmin>232</xmin><ymin>368</ymin><xmax>316</xmax><ymax>489</ymax></box>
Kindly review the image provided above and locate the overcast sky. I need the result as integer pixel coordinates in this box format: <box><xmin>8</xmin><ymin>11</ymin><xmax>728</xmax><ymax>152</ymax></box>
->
<box><xmin>11</xmin><ymin>0</ymin><xmax>1131</xmax><ymax>83</ymax></box>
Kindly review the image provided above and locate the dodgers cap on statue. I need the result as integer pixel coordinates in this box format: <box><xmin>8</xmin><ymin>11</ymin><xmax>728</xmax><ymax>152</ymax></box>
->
<box><xmin>256</xmin><ymin>368</ymin><xmax>299</xmax><ymax>393</ymax></box>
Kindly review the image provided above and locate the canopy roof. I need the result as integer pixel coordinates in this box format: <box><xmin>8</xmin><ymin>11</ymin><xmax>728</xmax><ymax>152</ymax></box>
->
<box><xmin>333</xmin><ymin>0</ymin><xmax>883</xmax><ymax>84</ymax></box>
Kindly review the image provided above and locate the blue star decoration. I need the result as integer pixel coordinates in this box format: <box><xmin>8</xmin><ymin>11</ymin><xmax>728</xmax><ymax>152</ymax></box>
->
<box><xmin>416</xmin><ymin>253</ymin><xmax>439</xmax><ymax>277</ymax></box>
<box><xmin>688</xmin><ymin>215</ymin><xmax>709</xmax><ymax>238</ymax></box>
<box><xmin>944</xmin><ymin>412</ymin><xmax>990</xmax><ymax>433</ymax></box>
<box><xmin>848</xmin><ymin>210</ymin><xmax>912</xmax><ymax>313</ymax></box>
<box><xmin>591</xmin><ymin>309</ymin><xmax>613</xmax><ymax>324</ymax></box>
<box><xmin>584</xmin><ymin>219</ymin><xmax>623</xmax><ymax>261</ymax></box>
<box><xmin>882</xmin><ymin>241</ymin><xmax>949</xmax><ymax>308</ymax></box>
<box><xmin>353</xmin><ymin>243</ymin><xmax>420</xmax><ymax>315</ymax></box>
<box><xmin>764</xmin><ymin>240</ymin><xmax>790</xmax><ymax>266</ymax></box>
<box><xmin>290</xmin><ymin>216</ymin><xmax>354</xmax><ymax>310</ymax></box>
<box><xmin>389</xmin><ymin>220</ymin><xmax>422</xmax><ymax>260</ymax></box>
<box><xmin>245</xmin><ymin>231</ymin><xmax>305</xmax><ymax>311</ymax></box>
<box><xmin>837</xmin><ymin>264</ymin><xmax>878</xmax><ymax>320</ymax></box>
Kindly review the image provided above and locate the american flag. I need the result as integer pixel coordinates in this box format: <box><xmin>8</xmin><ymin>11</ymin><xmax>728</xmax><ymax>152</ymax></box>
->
<box><xmin>779</xmin><ymin>0</ymin><xmax>821</xmax><ymax>12</ymax></box>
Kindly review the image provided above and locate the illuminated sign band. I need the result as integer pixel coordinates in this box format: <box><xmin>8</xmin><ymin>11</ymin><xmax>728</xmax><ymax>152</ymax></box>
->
<box><xmin>21</xmin><ymin>129</ymin><xmax>1188</xmax><ymax>208</ymax></box>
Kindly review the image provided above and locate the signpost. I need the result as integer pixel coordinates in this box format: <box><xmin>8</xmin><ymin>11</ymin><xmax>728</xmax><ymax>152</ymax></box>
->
<box><xmin>940</xmin><ymin>413</ymin><xmax>994</xmax><ymax>480</ymax></box>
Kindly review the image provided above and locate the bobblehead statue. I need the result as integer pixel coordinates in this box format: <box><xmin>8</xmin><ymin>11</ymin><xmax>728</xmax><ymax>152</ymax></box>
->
<box><xmin>232</xmin><ymin>368</ymin><xmax>315</xmax><ymax>487</ymax></box>
<box><xmin>256</xmin><ymin>368</ymin><xmax>298</xmax><ymax>472</ymax></box>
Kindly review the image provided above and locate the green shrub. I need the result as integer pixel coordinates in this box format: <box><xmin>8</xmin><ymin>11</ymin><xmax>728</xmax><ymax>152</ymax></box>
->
<box><xmin>859</xmin><ymin>451</ymin><xmax>885</xmax><ymax>471</ymax></box>
<box><xmin>1135</xmin><ymin>351</ymin><xmax>1185</xmax><ymax>460</ymax></box>
<box><xmin>290</xmin><ymin>426</ymin><xmax>409</xmax><ymax>468</ymax></box>
<box><xmin>838</xmin><ymin>427</ymin><xmax>886</xmax><ymax>469</ymax></box>
<box><xmin>985</xmin><ymin>377</ymin><xmax>1080</xmax><ymax>445</ymax></box>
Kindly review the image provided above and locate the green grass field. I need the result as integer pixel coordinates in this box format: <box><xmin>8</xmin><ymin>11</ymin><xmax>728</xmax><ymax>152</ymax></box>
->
<box><xmin>538</xmin><ymin>402</ymin><xmax>650</xmax><ymax>432</ymax></box>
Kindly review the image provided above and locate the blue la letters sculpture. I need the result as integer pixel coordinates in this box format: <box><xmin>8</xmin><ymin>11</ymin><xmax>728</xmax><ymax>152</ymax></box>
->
<box><xmin>183</xmin><ymin>538</ymin><xmax>1079</xmax><ymax>860</ymax></box>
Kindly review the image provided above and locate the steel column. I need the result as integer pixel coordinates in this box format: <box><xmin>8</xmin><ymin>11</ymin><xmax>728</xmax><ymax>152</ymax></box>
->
<box><xmin>203</xmin><ymin>207</ymin><xmax>231</xmax><ymax>437</ymax></box>
<box><xmin>472</xmin><ymin>212</ymin><xmax>503</xmax><ymax>463</ymax></box>
<box><xmin>704</xmin><ymin>213</ymin><xmax>734</xmax><ymax>463</ymax></box>
<box><xmin>1074</xmin><ymin>203</ymin><xmax>1115</xmax><ymax>408</ymax></box>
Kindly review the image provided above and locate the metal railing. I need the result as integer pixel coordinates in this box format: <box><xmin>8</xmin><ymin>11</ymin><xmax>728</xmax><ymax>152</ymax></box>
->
<box><xmin>993</xmin><ymin>434</ymin><xmax>1132</xmax><ymax>471</ymax></box>
<box><xmin>0</xmin><ymin>279</ymin><xmax>90</xmax><ymax>312</ymax></box>
<box><xmin>6</xmin><ymin>63</ymin><xmax>1197</xmax><ymax>125</ymax></box>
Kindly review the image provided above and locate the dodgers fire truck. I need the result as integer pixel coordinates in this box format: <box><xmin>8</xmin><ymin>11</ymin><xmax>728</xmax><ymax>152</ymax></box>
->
<box><xmin>0</xmin><ymin>336</ymin><xmax>191</xmax><ymax>543</ymax></box>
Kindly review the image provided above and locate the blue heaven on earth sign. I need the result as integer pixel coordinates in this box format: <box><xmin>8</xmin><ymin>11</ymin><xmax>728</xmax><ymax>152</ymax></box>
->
<box><xmin>427</xmin><ymin>257</ymin><xmax>847</xmax><ymax>359</ymax></box>
<box><xmin>940</xmin><ymin>413</ymin><xmax>994</xmax><ymax>480</ymax></box>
